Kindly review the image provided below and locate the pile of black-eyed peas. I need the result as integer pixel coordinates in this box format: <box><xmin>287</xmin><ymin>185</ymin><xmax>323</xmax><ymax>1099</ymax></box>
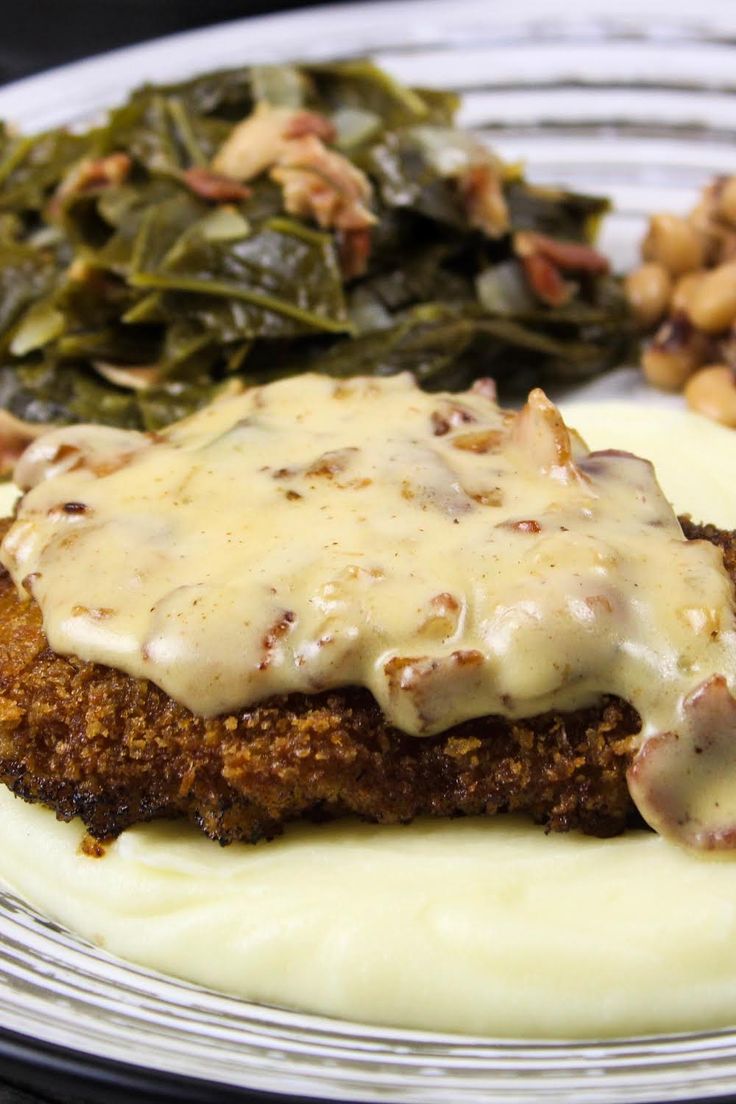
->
<box><xmin>625</xmin><ymin>177</ymin><xmax>736</xmax><ymax>427</ymax></box>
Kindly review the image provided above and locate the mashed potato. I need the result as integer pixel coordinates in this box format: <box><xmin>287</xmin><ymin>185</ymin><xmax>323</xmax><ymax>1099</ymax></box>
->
<box><xmin>1</xmin><ymin>402</ymin><xmax>736</xmax><ymax>1038</ymax></box>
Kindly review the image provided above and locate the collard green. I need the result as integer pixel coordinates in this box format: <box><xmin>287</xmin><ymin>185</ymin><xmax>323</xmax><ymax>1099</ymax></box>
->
<box><xmin>0</xmin><ymin>59</ymin><xmax>632</xmax><ymax>439</ymax></box>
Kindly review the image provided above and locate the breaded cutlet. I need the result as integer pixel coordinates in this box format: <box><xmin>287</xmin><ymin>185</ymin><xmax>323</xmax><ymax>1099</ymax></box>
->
<box><xmin>0</xmin><ymin>515</ymin><xmax>730</xmax><ymax>845</ymax></box>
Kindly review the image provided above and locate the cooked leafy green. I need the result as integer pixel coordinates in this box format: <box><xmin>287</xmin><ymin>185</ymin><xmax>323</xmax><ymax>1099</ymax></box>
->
<box><xmin>0</xmin><ymin>59</ymin><xmax>632</xmax><ymax>433</ymax></box>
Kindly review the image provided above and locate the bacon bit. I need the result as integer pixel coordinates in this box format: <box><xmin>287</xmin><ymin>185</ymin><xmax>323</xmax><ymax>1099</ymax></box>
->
<box><xmin>282</xmin><ymin>111</ymin><xmax>336</xmax><ymax>142</ymax></box>
<box><xmin>431</xmin><ymin>403</ymin><xmax>476</xmax><ymax>436</ymax></box>
<box><xmin>337</xmin><ymin>226</ymin><xmax>373</xmax><ymax>279</ymax></box>
<box><xmin>511</xmin><ymin>388</ymin><xmax>581</xmax><ymax>480</ymax></box>
<box><xmin>272</xmin><ymin>135</ymin><xmax>376</xmax><ymax>232</ymax></box>
<box><xmin>306</xmin><ymin>448</ymin><xmax>358</xmax><ymax>478</ymax></box>
<box><xmin>452</xmin><ymin>429</ymin><xmax>505</xmax><ymax>454</ymax></box>
<box><xmin>431</xmin><ymin>412</ymin><xmax>451</xmax><ymax>437</ymax></box>
<box><xmin>212</xmin><ymin>102</ymin><xmax>373</xmax><ymax>233</ymax></box>
<box><xmin>432</xmin><ymin>593</ymin><xmax>460</xmax><ymax>615</ymax></box>
<box><xmin>516</xmin><ymin>230</ymin><xmax>609</xmax><ymax>275</ymax></box>
<box><xmin>458</xmin><ymin>162</ymin><xmax>509</xmax><ymax>239</ymax></box>
<box><xmin>86</xmin><ymin>152</ymin><xmax>131</xmax><ymax>188</ymax></box>
<box><xmin>470</xmin><ymin>377</ymin><xmax>498</xmax><ymax>401</ymax></box>
<box><xmin>627</xmin><ymin>675</ymin><xmax>736</xmax><ymax>849</ymax></box>
<box><xmin>214</xmin><ymin>101</ymin><xmax>375</xmax><ymax>241</ymax></box>
<box><xmin>447</xmin><ymin>649</ymin><xmax>481</xmax><ymax>668</ymax></box>
<box><xmin>519</xmin><ymin>252</ymin><xmax>572</xmax><ymax>307</ymax></box>
<box><xmin>213</xmin><ymin>103</ymin><xmax>336</xmax><ymax>178</ymax></box>
<box><xmin>448</xmin><ymin>403</ymin><xmax>476</xmax><ymax>426</ymax></box>
<box><xmin>419</xmin><ymin>594</ymin><xmax>462</xmax><ymax>640</ymax></box>
<box><xmin>17</xmin><ymin>429</ymin><xmax>145</xmax><ymax>488</ymax></box>
<box><xmin>258</xmin><ymin>610</ymin><xmax>296</xmax><ymax>670</ymax></box>
<box><xmin>21</xmin><ymin>572</ymin><xmax>40</xmax><ymax>596</ymax></box>
<box><xmin>498</xmin><ymin>519</ymin><xmax>542</xmax><ymax>534</ymax></box>
<box><xmin>515</xmin><ymin>230</ymin><xmax>608</xmax><ymax>306</ymax></box>
<box><xmin>0</xmin><ymin>411</ymin><xmax>48</xmax><ymax>478</ymax></box>
<box><xmin>182</xmin><ymin>167</ymin><xmax>252</xmax><ymax>203</ymax></box>
<box><xmin>385</xmin><ymin>649</ymin><xmax>484</xmax><ymax>692</ymax></box>
<box><xmin>51</xmin><ymin>153</ymin><xmax>132</xmax><ymax>215</ymax></box>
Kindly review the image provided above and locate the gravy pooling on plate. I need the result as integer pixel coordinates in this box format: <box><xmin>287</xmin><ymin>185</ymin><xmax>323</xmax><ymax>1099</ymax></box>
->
<box><xmin>3</xmin><ymin>372</ymin><xmax>736</xmax><ymax>848</ymax></box>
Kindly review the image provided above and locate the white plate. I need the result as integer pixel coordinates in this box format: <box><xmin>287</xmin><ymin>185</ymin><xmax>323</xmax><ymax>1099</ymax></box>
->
<box><xmin>3</xmin><ymin>2</ymin><xmax>736</xmax><ymax>1100</ymax></box>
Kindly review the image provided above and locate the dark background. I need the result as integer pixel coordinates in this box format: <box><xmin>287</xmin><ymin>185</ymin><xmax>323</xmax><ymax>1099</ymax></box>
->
<box><xmin>1</xmin><ymin>0</ymin><xmax>329</xmax><ymax>85</ymax></box>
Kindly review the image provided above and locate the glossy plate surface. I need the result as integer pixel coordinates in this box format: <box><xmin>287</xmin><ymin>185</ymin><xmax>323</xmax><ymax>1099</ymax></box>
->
<box><xmin>2</xmin><ymin>1</ymin><xmax>736</xmax><ymax>1100</ymax></box>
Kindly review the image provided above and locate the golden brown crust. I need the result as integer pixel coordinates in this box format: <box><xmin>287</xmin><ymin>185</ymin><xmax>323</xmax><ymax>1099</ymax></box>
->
<box><xmin>0</xmin><ymin>514</ymin><xmax>729</xmax><ymax>844</ymax></box>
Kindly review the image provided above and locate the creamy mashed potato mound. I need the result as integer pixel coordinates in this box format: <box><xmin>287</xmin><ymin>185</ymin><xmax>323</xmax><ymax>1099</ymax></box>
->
<box><xmin>1</xmin><ymin>401</ymin><xmax>736</xmax><ymax>1038</ymax></box>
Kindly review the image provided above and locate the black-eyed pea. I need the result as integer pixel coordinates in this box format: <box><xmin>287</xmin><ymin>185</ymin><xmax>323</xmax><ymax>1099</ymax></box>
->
<box><xmin>688</xmin><ymin>261</ymin><xmax>736</xmax><ymax>333</ymax></box>
<box><xmin>642</xmin><ymin>347</ymin><xmax>699</xmax><ymax>391</ymax></box>
<box><xmin>719</xmin><ymin>177</ymin><xmax>736</xmax><ymax>228</ymax></box>
<box><xmin>624</xmin><ymin>263</ymin><xmax>672</xmax><ymax>329</ymax></box>
<box><xmin>684</xmin><ymin>364</ymin><xmax>736</xmax><ymax>427</ymax></box>
<box><xmin>689</xmin><ymin>197</ymin><xmax>717</xmax><ymax>237</ymax></box>
<box><xmin>642</xmin><ymin>213</ymin><xmax>706</xmax><ymax>276</ymax></box>
<box><xmin>688</xmin><ymin>201</ymin><xmax>721</xmax><ymax>266</ymax></box>
<box><xmin>641</xmin><ymin>315</ymin><xmax>709</xmax><ymax>391</ymax></box>
<box><xmin>717</xmin><ymin>323</ymin><xmax>736</xmax><ymax>369</ymax></box>
<box><xmin>671</xmin><ymin>271</ymin><xmax>705</xmax><ymax>316</ymax></box>
<box><xmin>716</xmin><ymin>228</ymin><xmax>736</xmax><ymax>265</ymax></box>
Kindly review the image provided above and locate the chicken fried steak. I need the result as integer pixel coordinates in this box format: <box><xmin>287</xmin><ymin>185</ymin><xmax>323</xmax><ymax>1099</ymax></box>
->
<box><xmin>0</xmin><ymin>514</ymin><xmax>729</xmax><ymax>845</ymax></box>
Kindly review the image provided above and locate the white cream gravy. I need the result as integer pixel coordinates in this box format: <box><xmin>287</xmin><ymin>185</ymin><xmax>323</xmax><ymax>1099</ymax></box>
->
<box><xmin>3</xmin><ymin>375</ymin><xmax>736</xmax><ymax>845</ymax></box>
